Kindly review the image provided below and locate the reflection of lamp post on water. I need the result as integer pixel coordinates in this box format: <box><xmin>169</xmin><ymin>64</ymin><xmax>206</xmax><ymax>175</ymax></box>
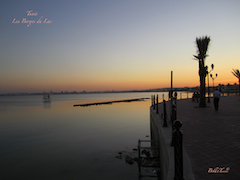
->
<box><xmin>210</xmin><ymin>73</ymin><xmax>218</xmax><ymax>91</ymax></box>
<box><xmin>206</xmin><ymin>64</ymin><xmax>214</xmax><ymax>102</ymax></box>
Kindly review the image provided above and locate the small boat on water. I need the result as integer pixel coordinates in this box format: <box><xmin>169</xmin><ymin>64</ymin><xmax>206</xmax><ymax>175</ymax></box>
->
<box><xmin>43</xmin><ymin>93</ymin><xmax>52</xmax><ymax>102</ymax></box>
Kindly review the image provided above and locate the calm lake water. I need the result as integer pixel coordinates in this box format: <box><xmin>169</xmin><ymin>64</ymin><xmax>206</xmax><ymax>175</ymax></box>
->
<box><xmin>0</xmin><ymin>92</ymin><xmax>191</xmax><ymax>180</ymax></box>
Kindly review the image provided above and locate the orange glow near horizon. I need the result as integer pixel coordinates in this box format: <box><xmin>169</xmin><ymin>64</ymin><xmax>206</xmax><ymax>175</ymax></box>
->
<box><xmin>1</xmin><ymin>71</ymin><xmax>238</xmax><ymax>93</ymax></box>
<box><xmin>1</xmin><ymin>58</ymin><xmax>239</xmax><ymax>93</ymax></box>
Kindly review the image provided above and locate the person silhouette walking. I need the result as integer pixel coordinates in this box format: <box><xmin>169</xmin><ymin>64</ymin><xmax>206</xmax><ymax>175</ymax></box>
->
<box><xmin>213</xmin><ymin>89</ymin><xmax>221</xmax><ymax>111</ymax></box>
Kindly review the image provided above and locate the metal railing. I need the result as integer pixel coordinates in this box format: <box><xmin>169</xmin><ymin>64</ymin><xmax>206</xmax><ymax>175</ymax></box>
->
<box><xmin>151</xmin><ymin>92</ymin><xmax>184</xmax><ymax>180</ymax></box>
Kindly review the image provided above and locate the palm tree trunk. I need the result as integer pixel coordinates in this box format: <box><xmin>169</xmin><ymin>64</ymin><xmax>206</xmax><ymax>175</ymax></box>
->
<box><xmin>239</xmin><ymin>80</ymin><xmax>240</xmax><ymax>96</ymax></box>
<box><xmin>199</xmin><ymin>73</ymin><xmax>206</xmax><ymax>107</ymax></box>
<box><xmin>199</xmin><ymin>60</ymin><xmax>206</xmax><ymax>107</ymax></box>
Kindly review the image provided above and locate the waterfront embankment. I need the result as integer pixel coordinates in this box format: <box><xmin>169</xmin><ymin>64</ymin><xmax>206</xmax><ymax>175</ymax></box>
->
<box><xmin>150</xmin><ymin>95</ymin><xmax>240</xmax><ymax>180</ymax></box>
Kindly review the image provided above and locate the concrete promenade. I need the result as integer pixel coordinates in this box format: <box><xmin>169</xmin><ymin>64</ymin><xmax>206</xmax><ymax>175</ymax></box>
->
<box><xmin>157</xmin><ymin>95</ymin><xmax>240</xmax><ymax>180</ymax></box>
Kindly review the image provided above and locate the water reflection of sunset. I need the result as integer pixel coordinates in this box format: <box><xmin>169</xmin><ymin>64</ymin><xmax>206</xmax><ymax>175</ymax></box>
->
<box><xmin>0</xmin><ymin>91</ymin><xmax>197</xmax><ymax>179</ymax></box>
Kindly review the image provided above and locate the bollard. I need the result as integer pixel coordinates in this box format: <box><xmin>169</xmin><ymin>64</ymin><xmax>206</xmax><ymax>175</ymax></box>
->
<box><xmin>173</xmin><ymin>120</ymin><xmax>184</xmax><ymax>180</ymax></box>
<box><xmin>156</xmin><ymin>95</ymin><xmax>159</xmax><ymax>114</ymax></box>
<box><xmin>163</xmin><ymin>100</ymin><xmax>167</xmax><ymax>127</ymax></box>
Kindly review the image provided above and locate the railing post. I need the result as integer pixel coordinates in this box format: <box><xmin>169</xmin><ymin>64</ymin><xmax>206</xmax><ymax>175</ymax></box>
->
<box><xmin>163</xmin><ymin>100</ymin><xmax>167</xmax><ymax>127</ymax></box>
<box><xmin>169</xmin><ymin>90</ymin><xmax>173</xmax><ymax>121</ymax></box>
<box><xmin>196</xmin><ymin>92</ymin><xmax>199</xmax><ymax>103</ymax></box>
<box><xmin>156</xmin><ymin>94</ymin><xmax>159</xmax><ymax>114</ymax></box>
<box><xmin>173</xmin><ymin>91</ymin><xmax>178</xmax><ymax>119</ymax></box>
<box><xmin>227</xmin><ymin>84</ymin><xmax>230</xmax><ymax>96</ymax></box>
<box><xmin>153</xmin><ymin>95</ymin><xmax>155</xmax><ymax>110</ymax></box>
<box><xmin>175</xmin><ymin>92</ymin><xmax>177</xmax><ymax>120</ymax></box>
<box><xmin>151</xmin><ymin>95</ymin><xmax>154</xmax><ymax>107</ymax></box>
<box><xmin>235</xmin><ymin>83</ymin><xmax>238</xmax><ymax>95</ymax></box>
<box><xmin>170</xmin><ymin>104</ymin><xmax>176</xmax><ymax>146</ymax></box>
<box><xmin>151</xmin><ymin>95</ymin><xmax>152</xmax><ymax>106</ymax></box>
<box><xmin>173</xmin><ymin>120</ymin><xmax>184</xmax><ymax>180</ymax></box>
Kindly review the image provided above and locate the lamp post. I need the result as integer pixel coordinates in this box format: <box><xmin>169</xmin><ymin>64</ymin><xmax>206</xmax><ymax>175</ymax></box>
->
<box><xmin>206</xmin><ymin>64</ymin><xmax>214</xmax><ymax>102</ymax></box>
<box><xmin>210</xmin><ymin>73</ymin><xmax>218</xmax><ymax>91</ymax></box>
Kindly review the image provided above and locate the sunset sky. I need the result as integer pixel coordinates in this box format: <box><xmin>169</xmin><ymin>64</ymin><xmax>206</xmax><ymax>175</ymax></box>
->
<box><xmin>0</xmin><ymin>0</ymin><xmax>239</xmax><ymax>93</ymax></box>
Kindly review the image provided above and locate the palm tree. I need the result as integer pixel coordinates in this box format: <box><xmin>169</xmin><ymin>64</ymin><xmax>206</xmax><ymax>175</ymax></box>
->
<box><xmin>193</xmin><ymin>36</ymin><xmax>211</xmax><ymax>107</ymax></box>
<box><xmin>231</xmin><ymin>69</ymin><xmax>240</xmax><ymax>96</ymax></box>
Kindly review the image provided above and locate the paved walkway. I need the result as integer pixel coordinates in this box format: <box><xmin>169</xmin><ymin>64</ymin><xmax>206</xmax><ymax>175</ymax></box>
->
<box><xmin>158</xmin><ymin>95</ymin><xmax>240</xmax><ymax>180</ymax></box>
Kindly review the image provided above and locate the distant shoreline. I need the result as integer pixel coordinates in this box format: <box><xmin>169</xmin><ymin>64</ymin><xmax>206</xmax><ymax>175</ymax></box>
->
<box><xmin>0</xmin><ymin>88</ymin><xmax>198</xmax><ymax>96</ymax></box>
<box><xmin>1</xmin><ymin>86</ymin><xmax>238</xmax><ymax>96</ymax></box>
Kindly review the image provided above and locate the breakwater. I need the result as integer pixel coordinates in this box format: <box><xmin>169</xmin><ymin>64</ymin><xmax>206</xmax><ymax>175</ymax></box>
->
<box><xmin>73</xmin><ymin>98</ymin><xmax>149</xmax><ymax>107</ymax></box>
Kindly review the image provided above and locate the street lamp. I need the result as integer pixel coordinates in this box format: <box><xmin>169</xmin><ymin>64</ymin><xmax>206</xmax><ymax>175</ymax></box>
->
<box><xmin>210</xmin><ymin>73</ymin><xmax>218</xmax><ymax>91</ymax></box>
<box><xmin>206</xmin><ymin>64</ymin><xmax>214</xmax><ymax>102</ymax></box>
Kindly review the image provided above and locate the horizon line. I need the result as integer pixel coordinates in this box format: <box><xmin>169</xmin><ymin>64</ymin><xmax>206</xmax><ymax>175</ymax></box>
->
<box><xmin>2</xmin><ymin>84</ymin><xmax>239</xmax><ymax>95</ymax></box>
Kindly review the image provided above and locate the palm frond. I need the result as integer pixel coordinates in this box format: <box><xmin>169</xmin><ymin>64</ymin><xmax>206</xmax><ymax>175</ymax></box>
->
<box><xmin>232</xmin><ymin>69</ymin><xmax>240</xmax><ymax>79</ymax></box>
<box><xmin>195</xmin><ymin>36</ymin><xmax>211</xmax><ymax>61</ymax></box>
<box><xmin>193</xmin><ymin>55</ymin><xmax>200</xmax><ymax>60</ymax></box>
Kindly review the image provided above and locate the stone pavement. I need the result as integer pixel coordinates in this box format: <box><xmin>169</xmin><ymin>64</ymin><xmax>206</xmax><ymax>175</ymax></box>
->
<box><xmin>157</xmin><ymin>95</ymin><xmax>240</xmax><ymax>180</ymax></box>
